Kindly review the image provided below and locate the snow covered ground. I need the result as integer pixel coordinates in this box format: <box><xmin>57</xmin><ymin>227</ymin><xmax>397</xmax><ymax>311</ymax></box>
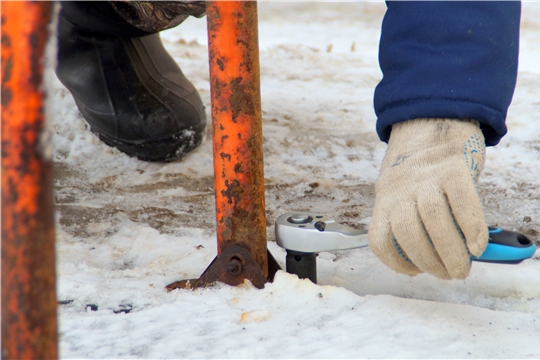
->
<box><xmin>46</xmin><ymin>2</ymin><xmax>540</xmax><ymax>358</ymax></box>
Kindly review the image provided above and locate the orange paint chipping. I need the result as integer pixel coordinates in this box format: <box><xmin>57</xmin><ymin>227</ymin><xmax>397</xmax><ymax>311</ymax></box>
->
<box><xmin>207</xmin><ymin>1</ymin><xmax>268</xmax><ymax>277</ymax></box>
<box><xmin>1</xmin><ymin>2</ymin><xmax>58</xmax><ymax>359</ymax></box>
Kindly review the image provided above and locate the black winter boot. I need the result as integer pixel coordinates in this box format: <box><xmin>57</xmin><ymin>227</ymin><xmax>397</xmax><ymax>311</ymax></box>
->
<box><xmin>56</xmin><ymin>2</ymin><xmax>206</xmax><ymax>162</ymax></box>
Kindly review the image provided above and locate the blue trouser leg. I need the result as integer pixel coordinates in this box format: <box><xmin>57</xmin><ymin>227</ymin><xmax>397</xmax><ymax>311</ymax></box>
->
<box><xmin>374</xmin><ymin>1</ymin><xmax>521</xmax><ymax>146</ymax></box>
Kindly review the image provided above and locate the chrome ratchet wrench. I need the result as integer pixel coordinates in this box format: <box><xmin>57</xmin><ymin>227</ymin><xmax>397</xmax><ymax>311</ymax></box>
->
<box><xmin>275</xmin><ymin>211</ymin><xmax>537</xmax><ymax>283</ymax></box>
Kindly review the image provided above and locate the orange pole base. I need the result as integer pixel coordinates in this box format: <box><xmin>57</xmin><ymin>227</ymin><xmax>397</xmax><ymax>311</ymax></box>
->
<box><xmin>207</xmin><ymin>1</ymin><xmax>268</xmax><ymax>277</ymax></box>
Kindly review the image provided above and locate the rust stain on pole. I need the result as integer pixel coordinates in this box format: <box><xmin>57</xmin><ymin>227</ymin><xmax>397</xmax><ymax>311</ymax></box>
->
<box><xmin>207</xmin><ymin>1</ymin><xmax>268</xmax><ymax>277</ymax></box>
<box><xmin>1</xmin><ymin>2</ymin><xmax>58</xmax><ymax>359</ymax></box>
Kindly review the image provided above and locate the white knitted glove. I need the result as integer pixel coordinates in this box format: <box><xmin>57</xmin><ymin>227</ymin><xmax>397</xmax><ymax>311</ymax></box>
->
<box><xmin>369</xmin><ymin>118</ymin><xmax>488</xmax><ymax>279</ymax></box>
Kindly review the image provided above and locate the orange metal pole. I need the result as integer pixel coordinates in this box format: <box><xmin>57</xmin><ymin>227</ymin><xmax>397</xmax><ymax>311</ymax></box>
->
<box><xmin>1</xmin><ymin>2</ymin><xmax>58</xmax><ymax>359</ymax></box>
<box><xmin>207</xmin><ymin>1</ymin><xmax>268</xmax><ymax>277</ymax></box>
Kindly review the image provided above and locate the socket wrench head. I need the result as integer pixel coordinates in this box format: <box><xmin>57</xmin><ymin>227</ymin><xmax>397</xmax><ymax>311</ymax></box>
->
<box><xmin>275</xmin><ymin>212</ymin><xmax>368</xmax><ymax>253</ymax></box>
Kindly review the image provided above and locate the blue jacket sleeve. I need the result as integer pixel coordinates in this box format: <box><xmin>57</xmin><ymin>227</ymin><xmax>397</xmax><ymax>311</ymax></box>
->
<box><xmin>374</xmin><ymin>1</ymin><xmax>521</xmax><ymax>146</ymax></box>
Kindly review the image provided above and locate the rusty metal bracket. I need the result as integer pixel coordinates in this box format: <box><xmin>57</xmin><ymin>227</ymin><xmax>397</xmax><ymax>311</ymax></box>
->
<box><xmin>166</xmin><ymin>245</ymin><xmax>281</xmax><ymax>291</ymax></box>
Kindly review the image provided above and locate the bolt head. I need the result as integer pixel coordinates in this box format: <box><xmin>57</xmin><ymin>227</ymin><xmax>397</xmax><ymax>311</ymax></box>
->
<box><xmin>227</xmin><ymin>258</ymin><xmax>243</xmax><ymax>276</ymax></box>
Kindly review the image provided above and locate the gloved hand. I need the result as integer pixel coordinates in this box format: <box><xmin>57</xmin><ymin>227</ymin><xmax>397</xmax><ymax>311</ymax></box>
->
<box><xmin>369</xmin><ymin>118</ymin><xmax>488</xmax><ymax>279</ymax></box>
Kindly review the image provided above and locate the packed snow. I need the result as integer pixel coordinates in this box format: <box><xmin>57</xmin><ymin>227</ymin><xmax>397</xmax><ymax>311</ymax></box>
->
<box><xmin>45</xmin><ymin>2</ymin><xmax>540</xmax><ymax>358</ymax></box>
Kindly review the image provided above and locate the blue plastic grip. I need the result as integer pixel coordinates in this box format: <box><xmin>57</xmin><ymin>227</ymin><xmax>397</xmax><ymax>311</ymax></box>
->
<box><xmin>473</xmin><ymin>228</ymin><xmax>537</xmax><ymax>264</ymax></box>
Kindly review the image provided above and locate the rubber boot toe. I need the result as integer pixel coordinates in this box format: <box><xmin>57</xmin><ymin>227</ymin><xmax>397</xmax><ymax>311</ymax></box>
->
<box><xmin>56</xmin><ymin>15</ymin><xmax>206</xmax><ymax>162</ymax></box>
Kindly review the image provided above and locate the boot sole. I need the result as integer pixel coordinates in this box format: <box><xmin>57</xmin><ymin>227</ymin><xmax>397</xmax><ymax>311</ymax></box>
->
<box><xmin>93</xmin><ymin>126</ymin><xmax>205</xmax><ymax>162</ymax></box>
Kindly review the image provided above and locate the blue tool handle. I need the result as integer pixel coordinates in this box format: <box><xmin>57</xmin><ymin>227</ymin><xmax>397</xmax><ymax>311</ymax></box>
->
<box><xmin>473</xmin><ymin>228</ymin><xmax>537</xmax><ymax>264</ymax></box>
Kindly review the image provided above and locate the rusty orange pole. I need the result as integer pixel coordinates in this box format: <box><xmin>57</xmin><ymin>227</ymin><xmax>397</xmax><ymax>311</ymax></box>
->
<box><xmin>207</xmin><ymin>1</ymin><xmax>268</xmax><ymax>277</ymax></box>
<box><xmin>1</xmin><ymin>2</ymin><xmax>58</xmax><ymax>360</ymax></box>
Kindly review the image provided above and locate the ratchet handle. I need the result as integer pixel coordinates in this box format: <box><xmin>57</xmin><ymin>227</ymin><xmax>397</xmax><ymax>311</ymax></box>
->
<box><xmin>474</xmin><ymin>227</ymin><xmax>537</xmax><ymax>264</ymax></box>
